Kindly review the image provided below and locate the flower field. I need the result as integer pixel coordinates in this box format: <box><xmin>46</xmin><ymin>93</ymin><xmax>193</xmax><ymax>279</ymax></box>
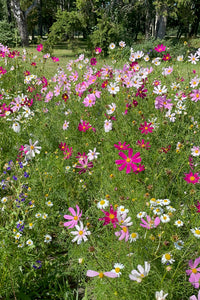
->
<box><xmin>0</xmin><ymin>41</ymin><xmax>200</xmax><ymax>299</ymax></box>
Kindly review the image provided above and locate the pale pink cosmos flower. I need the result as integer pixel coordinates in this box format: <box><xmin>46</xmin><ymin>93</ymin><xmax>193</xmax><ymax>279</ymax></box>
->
<box><xmin>190</xmin><ymin>290</ymin><xmax>200</xmax><ymax>300</ymax></box>
<box><xmin>63</xmin><ymin>205</ymin><xmax>82</xmax><ymax>228</ymax></box>
<box><xmin>115</xmin><ymin>226</ymin><xmax>130</xmax><ymax>242</ymax></box>
<box><xmin>186</xmin><ymin>257</ymin><xmax>200</xmax><ymax>288</ymax></box>
<box><xmin>190</xmin><ymin>89</ymin><xmax>200</xmax><ymax>102</ymax></box>
<box><xmin>140</xmin><ymin>215</ymin><xmax>160</xmax><ymax>229</ymax></box>
<box><xmin>63</xmin><ymin>120</ymin><xmax>69</xmax><ymax>130</ymax></box>
<box><xmin>87</xmin><ymin>270</ymin><xmax>118</xmax><ymax>278</ymax></box>
<box><xmin>70</xmin><ymin>221</ymin><xmax>91</xmax><ymax>244</ymax></box>
<box><xmin>191</xmin><ymin>146</ymin><xmax>200</xmax><ymax>157</ymax></box>
<box><xmin>82</xmin><ymin>94</ymin><xmax>96</xmax><ymax>107</ymax></box>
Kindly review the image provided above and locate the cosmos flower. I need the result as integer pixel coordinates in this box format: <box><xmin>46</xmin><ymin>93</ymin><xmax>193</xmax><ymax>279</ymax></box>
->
<box><xmin>139</xmin><ymin>121</ymin><xmax>154</xmax><ymax>135</ymax></box>
<box><xmin>115</xmin><ymin>148</ymin><xmax>141</xmax><ymax>173</ymax></box>
<box><xmin>99</xmin><ymin>205</ymin><xmax>118</xmax><ymax>228</ymax></box>
<box><xmin>154</xmin><ymin>44</ymin><xmax>166</xmax><ymax>52</ymax></box>
<box><xmin>24</xmin><ymin>139</ymin><xmax>41</xmax><ymax>158</ymax></box>
<box><xmin>140</xmin><ymin>215</ymin><xmax>160</xmax><ymax>229</ymax></box>
<box><xmin>86</xmin><ymin>270</ymin><xmax>118</xmax><ymax>278</ymax></box>
<box><xmin>184</xmin><ymin>172</ymin><xmax>200</xmax><ymax>184</ymax></box>
<box><xmin>64</xmin><ymin>205</ymin><xmax>82</xmax><ymax>228</ymax></box>
<box><xmin>129</xmin><ymin>261</ymin><xmax>150</xmax><ymax>282</ymax></box>
<box><xmin>71</xmin><ymin>221</ymin><xmax>91</xmax><ymax>244</ymax></box>
<box><xmin>186</xmin><ymin>257</ymin><xmax>200</xmax><ymax>288</ymax></box>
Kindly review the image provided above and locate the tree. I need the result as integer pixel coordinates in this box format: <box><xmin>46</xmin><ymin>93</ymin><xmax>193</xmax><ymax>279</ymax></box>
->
<box><xmin>10</xmin><ymin>0</ymin><xmax>38</xmax><ymax>46</ymax></box>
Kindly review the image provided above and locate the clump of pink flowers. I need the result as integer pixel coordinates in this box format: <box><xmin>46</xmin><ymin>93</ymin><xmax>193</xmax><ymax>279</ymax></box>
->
<box><xmin>186</xmin><ymin>257</ymin><xmax>200</xmax><ymax>288</ymax></box>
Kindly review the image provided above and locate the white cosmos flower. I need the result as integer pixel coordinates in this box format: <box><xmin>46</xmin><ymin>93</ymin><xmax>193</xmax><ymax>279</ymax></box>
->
<box><xmin>87</xmin><ymin>148</ymin><xmax>100</xmax><ymax>161</ymax></box>
<box><xmin>129</xmin><ymin>261</ymin><xmax>150</xmax><ymax>282</ymax></box>
<box><xmin>71</xmin><ymin>221</ymin><xmax>91</xmax><ymax>244</ymax></box>
<box><xmin>12</xmin><ymin>122</ymin><xmax>20</xmax><ymax>133</ymax></box>
<box><xmin>106</xmin><ymin>103</ymin><xmax>116</xmax><ymax>114</ymax></box>
<box><xmin>104</xmin><ymin>119</ymin><xmax>112</xmax><ymax>132</ymax></box>
<box><xmin>24</xmin><ymin>139</ymin><xmax>41</xmax><ymax>158</ymax></box>
<box><xmin>97</xmin><ymin>199</ymin><xmax>109</xmax><ymax>209</ymax></box>
<box><xmin>155</xmin><ymin>290</ymin><xmax>168</xmax><ymax>300</ymax></box>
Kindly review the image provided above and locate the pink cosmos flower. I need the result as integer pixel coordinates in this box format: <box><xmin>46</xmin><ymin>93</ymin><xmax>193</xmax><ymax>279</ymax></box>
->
<box><xmin>115</xmin><ymin>226</ymin><xmax>130</xmax><ymax>242</ymax></box>
<box><xmin>76</xmin><ymin>152</ymin><xmax>88</xmax><ymax>163</ymax></box>
<box><xmin>114</xmin><ymin>141</ymin><xmax>130</xmax><ymax>151</ymax></box>
<box><xmin>136</xmin><ymin>139</ymin><xmax>151</xmax><ymax>150</ymax></box>
<box><xmin>51</xmin><ymin>56</ymin><xmax>59</xmax><ymax>62</ymax></box>
<box><xmin>95</xmin><ymin>47</ymin><xmax>102</xmax><ymax>54</ymax></box>
<box><xmin>155</xmin><ymin>95</ymin><xmax>173</xmax><ymax>110</ymax></box>
<box><xmin>154</xmin><ymin>44</ymin><xmax>166</xmax><ymax>52</ymax></box>
<box><xmin>99</xmin><ymin>205</ymin><xmax>118</xmax><ymax>228</ymax></box>
<box><xmin>134</xmin><ymin>164</ymin><xmax>145</xmax><ymax>174</ymax></box>
<box><xmin>78</xmin><ymin>120</ymin><xmax>92</xmax><ymax>132</ymax></box>
<box><xmin>87</xmin><ymin>270</ymin><xmax>118</xmax><ymax>278</ymax></box>
<box><xmin>36</xmin><ymin>44</ymin><xmax>43</xmax><ymax>52</ymax></box>
<box><xmin>63</xmin><ymin>146</ymin><xmax>73</xmax><ymax>159</ymax></box>
<box><xmin>190</xmin><ymin>90</ymin><xmax>200</xmax><ymax>102</ymax></box>
<box><xmin>140</xmin><ymin>215</ymin><xmax>160</xmax><ymax>229</ymax></box>
<box><xmin>63</xmin><ymin>205</ymin><xmax>82</xmax><ymax>228</ymax></box>
<box><xmin>45</xmin><ymin>91</ymin><xmax>53</xmax><ymax>102</ymax></box>
<box><xmin>190</xmin><ymin>290</ymin><xmax>200</xmax><ymax>300</ymax></box>
<box><xmin>75</xmin><ymin>158</ymin><xmax>93</xmax><ymax>174</ymax></box>
<box><xmin>82</xmin><ymin>94</ymin><xmax>96</xmax><ymax>107</ymax></box>
<box><xmin>63</xmin><ymin>121</ymin><xmax>69</xmax><ymax>130</ymax></box>
<box><xmin>162</xmin><ymin>53</ymin><xmax>171</xmax><ymax>61</ymax></box>
<box><xmin>195</xmin><ymin>201</ymin><xmax>200</xmax><ymax>213</ymax></box>
<box><xmin>186</xmin><ymin>257</ymin><xmax>200</xmax><ymax>288</ymax></box>
<box><xmin>139</xmin><ymin>121</ymin><xmax>154</xmax><ymax>135</ymax></box>
<box><xmin>184</xmin><ymin>172</ymin><xmax>200</xmax><ymax>184</ymax></box>
<box><xmin>115</xmin><ymin>149</ymin><xmax>141</xmax><ymax>173</ymax></box>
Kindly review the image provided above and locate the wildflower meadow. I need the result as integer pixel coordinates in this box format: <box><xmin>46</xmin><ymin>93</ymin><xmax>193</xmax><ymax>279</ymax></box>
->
<box><xmin>1</xmin><ymin>41</ymin><xmax>200</xmax><ymax>300</ymax></box>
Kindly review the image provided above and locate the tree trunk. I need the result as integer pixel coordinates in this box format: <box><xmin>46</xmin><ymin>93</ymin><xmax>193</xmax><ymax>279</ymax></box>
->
<box><xmin>11</xmin><ymin>0</ymin><xmax>38</xmax><ymax>47</ymax></box>
<box><xmin>145</xmin><ymin>0</ymin><xmax>151</xmax><ymax>39</ymax></box>
<box><xmin>11</xmin><ymin>0</ymin><xmax>29</xmax><ymax>46</ymax></box>
<box><xmin>6</xmin><ymin>0</ymin><xmax>12</xmax><ymax>23</ymax></box>
<box><xmin>154</xmin><ymin>4</ymin><xmax>167</xmax><ymax>40</ymax></box>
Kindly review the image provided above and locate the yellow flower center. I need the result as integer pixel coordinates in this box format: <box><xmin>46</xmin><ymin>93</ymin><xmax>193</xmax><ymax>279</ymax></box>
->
<box><xmin>79</xmin><ymin>230</ymin><xmax>83</xmax><ymax>235</ymax></box>
<box><xmin>99</xmin><ymin>272</ymin><xmax>104</xmax><ymax>278</ymax></box>
<box><xmin>131</xmin><ymin>233</ymin><xmax>137</xmax><ymax>238</ymax></box>
<box><xmin>126</xmin><ymin>158</ymin><xmax>131</xmax><ymax>163</ymax></box>
<box><xmin>122</xmin><ymin>226</ymin><xmax>127</xmax><ymax>233</ymax></box>
<box><xmin>74</xmin><ymin>216</ymin><xmax>78</xmax><ymax>220</ymax></box>
<box><xmin>190</xmin><ymin>176</ymin><xmax>195</xmax><ymax>181</ymax></box>
<box><xmin>109</xmin><ymin>214</ymin><xmax>115</xmax><ymax>219</ymax></box>
<box><xmin>115</xmin><ymin>268</ymin><xmax>120</xmax><ymax>273</ymax></box>
<box><xmin>192</xmin><ymin>268</ymin><xmax>197</xmax><ymax>274</ymax></box>
<box><xmin>100</xmin><ymin>200</ymin><xmax>105</xmax><ymax>205</ymax></box>
<box><xmin>195</xmin><ymin>229</ymin><xmax>200</xmax><ymax>235</ymax></box>
<box><xmin>30</xmin><ymin>145</ymin><xmax>34</xmax><ymax>150</ymax></box>
<box><xmin>165</xmin><ymin>254</ymin><xmax>171</xmax><ymax>260</ymax></box>
<box><xmin>145</xmin><ymin>127</ymin><xmax>148</xmax><ymax>130</ymax></box>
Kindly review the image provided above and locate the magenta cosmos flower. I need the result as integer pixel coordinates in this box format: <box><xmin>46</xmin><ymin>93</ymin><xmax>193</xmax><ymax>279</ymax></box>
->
<box><xmin>99</xmin><ymin>205</ymin><xmax>118</xmax><ymax>228</ymax></box>
<box><xmin>139</xmin><ymin>121</ymin><xmax>154</xmax><ymax>135</ymax></box>
<box><xmin>64</xmin><ymin>205</ymin><xmax>82</xmax><ymax>228</ymax></box>
<box><xmin>186</xmin><ymin>257</ymin><xmax>200</xmax><ymax>288</ymax></box>
<box><xmin>87</xmin><ymin>270</ymin><xmax>118</xmax><ymax>278</ymax></box>
<box><xmin>137</xmin><ymin>139</ymin><xmax>151</xmax><ymax>150</ymax></box>
<box><xmin>184</xmin><ymin>172</ymin><xmax>200</xmax><ymax>184</ymax></box>
<box><xmin>154</xmin><ymin>44</ymin><xmax>166</xmax><ymax>52</ymax></box>
<box><xmin>114</xmin><ymin>141</ymin><xmax>130</xmax><ymax>151</ymax></box>
<box><xmin>78</xmin><ymin>120</ymin><xmax>92</xmax><ymax>132</ymax></box>
<box><xmin>75</xmin><ymin>158</ymin><xmax>93</xmax><ymax>174</ymax></box>
<box><xmin>115</xmin><ymin>148</ymin><xmax>141</xmax><ymax>173</ymax></box>
<box><xmin>140</xmin><ymin>215</ymin><xmax>160</xmax><ymax>229</ymax></box>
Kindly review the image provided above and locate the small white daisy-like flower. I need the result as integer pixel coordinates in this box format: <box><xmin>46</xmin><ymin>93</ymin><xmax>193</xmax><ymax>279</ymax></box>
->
<box><xmin>15</xmin><ymin>232</ymin><xmax>22</xmax><ymax>239</ymax></box>
<box><xmin>1</xmin><ymin>197</ymin><xmax>7</xmax><ymax>203</ymax></box>
<box><xmin>177</xmin><ymin>55</ymin><xmax>183</xmax><ymax>61</ymax></box>
<box><xmin>191</xmin><ymin>227</ymin><xmax>200</xmax><ymax>238</ymax></box>
<box><xmin>18</xmin><ymin>243</ymin><xmax>24</xmax><ymax>248</ymax></box>
<box><xmin>26</xmin><ymin>239</ymin><xmax>33</xmax><ymax>246</ymax></box>
<box><xmin>44</xmin><ymin>234</ymin><xmax>52</xmax><ymax>243</ymax></box>
<box><xmin>119</xmin><ymin>41</ymin><xmax>126</xmax><ymax>48</ymax></box>
<box><xmin>42</xmin><ymin>213</ymin><xmax>48</xmax><ymax>220</ymax></box>
<box><xmin>153</xmin><ymin>207</ymin><xmax>164</xmax><ymax>216</ymax></box>
<box><xmin>117</xmin><ymin>206</ymin><xmax>129</xmax><ymax>215</ymax></box>
<box><xmin>156</xmin><ymin>199</ymin><xmax>163</xmax><ymax>206</ymax></box>
<box><xmin>87</xmin><ymin>148</ymin><xmax>100</xmax><ymax>161</ymax></box>
<box><xmin>97</xmin><ymin>199</ymin><xmax>109</xmax><ymax>209</ymax></box>
<box><xmin>144</xmin><ymin>55</ymin><xmax>150</xmax><ymax>61</ymax></box>
<box><xmin>137</xmin><ymin>211</ymin><xmax>147</xmax><ymax>219</ymax></box>
<box><xmin>111</xmin><ymin>263</ymin><xmax>124</xmax><ymax>277</ymax></box>
<box><xmin>17</xmin><ymin>220</ymin><xmax>24</xmax><ymax>226</ymax></box>
<box><xmin>65</xmin><ymin>166</ymin><xmax>71</xmax><ymax>172</ymax></box>
<box><xmin>162</xmin><ymin>199</ymin><xmax>171</xmax><ymax>206</ymax></box>
<box><xmin>29</xmin><ymin>222</ymin><xmax>34</xmax><ymax>229</ymax></box>
<box><xmin>12</xmin><ymin>122</ymin><xmax>21</xmax><ymax>133</ymax></box>
<box><xmin>35</xmin><ymin>213</ymin><xmax>41</xmax><ymax>218</ymax></box>
<box><xmin>46</xmin><ymin>201</ymin><xmax>53</xmax><ymax>207</ymax></box>
<box><xmin>174</xmin><ymin>240</ymin><xmax>184</xmax><ymax>250</ymax></box>
<box><xmin>129</xmin><ymin>232</ymin><xmax>139</xmax><ymax>242</ymax></box>
<box><xmin>166</xmin><ymin>205</ymin><xmax>176</xmax><ymax>212</ymax></box>
<box><xmin>160</xmin><ymin>214</ymin><xmax>170</xmax><ymax>223</ymax></box>
<box><xmin>174</xmin><ymin>220</ymin><xmax>184</xmax><ymax>227</ymax></box>
<box><xmin>150</xmin><ymin>198</ymin><xmax>157</xmax><ymax>206</ymax></box>
<box><xmin>109</xmin><ymin>43</ymin><xmax>115</xmax><ymax>50</ymax></box>
<box><xmin>161</xmin><ymin>253</ymin><xmax>175</xmax><ymax>264</ymax></box>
